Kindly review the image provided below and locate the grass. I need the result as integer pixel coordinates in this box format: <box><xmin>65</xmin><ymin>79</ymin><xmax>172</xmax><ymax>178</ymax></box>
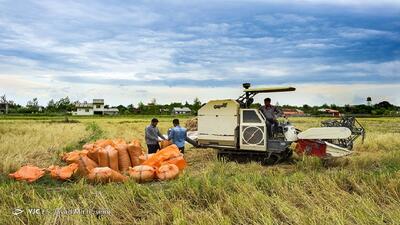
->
<box><xmin>0</xmin><ymin>116</ymin><xmax>400</xmax><ymax>224</ymax></box>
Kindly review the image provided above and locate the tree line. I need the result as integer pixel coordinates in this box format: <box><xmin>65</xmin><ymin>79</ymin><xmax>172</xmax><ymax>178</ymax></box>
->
<box><xmin>1</xmin><ymin>95</ymin><xmax>399</xmax><ymax>116</ymax></box>
<box><xmin>1</xmin><ymin>96</ymin><xmax>203</xmax><ymax>115</ymax></box>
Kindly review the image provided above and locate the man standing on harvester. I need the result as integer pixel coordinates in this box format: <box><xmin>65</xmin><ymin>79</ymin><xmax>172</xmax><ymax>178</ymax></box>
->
<box><xmin>168</xmin><ymin>119</ymin><xmax>187</xmax><ymax>153</ymax></box>
<box><xmin>145</xmin><ymin>118</ymin><xmax>166</xmax><ymax>153</ymax></box>
<box><xmin>259</xmin><ymin>98</ymin><xmax>283</xmax><ymax>138</ymax></box>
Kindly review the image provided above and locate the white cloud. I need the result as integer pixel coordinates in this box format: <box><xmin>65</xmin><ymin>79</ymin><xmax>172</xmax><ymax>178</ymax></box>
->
<box><xmin>255</xmin><ymin>13</ymin><xmax>316</xmax><ymax>26</ymax></box>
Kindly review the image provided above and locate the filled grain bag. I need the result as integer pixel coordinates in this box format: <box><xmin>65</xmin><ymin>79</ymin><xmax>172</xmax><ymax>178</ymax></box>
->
<box><xmin>77</xmin><ymin>155</ymin><xmax>98</xmax><ymax>176</ymax></box>
<box><xmin>61</xmin><ymin>149</ymin><xmax>88</xmax><ymax>164</ymax></box>
<box><xmin>163</xmin><ymin>154</ymin><xmax>187</xmax><ymax>170</ymax></box>
<box><xmin>127</xmin><ymin>140</ymin><xmax>143</xmax><ymax>167</ymax></box>
<box><xmin>160</xmin><ymin>140</ymin><xmax>173</xmax><ymax>149</ymax></box>
<box><xmin>128</xmin><ymin>165</ymin><xmax>156</xmax><ymax>183</ymax></box>
<box><xmin>112</xmin><ymin>139</ymin><xmax>127</xmax><ymax>147</ymax></box>
<box><xmin>95</xmin><ymin>139</ymin><xmax>114</xmax><ymax>148</ymax></box>
<box><xmin>9</xmin><ymin>165</ymin><xmax>45</xmax><ymax>183</ymax></box>
<box><xmin>139</xmin><ymin>153</ymin><xmax>155</xmax><ymax>164</ymax></box>
<box><xmin>156</xmin><ymin>164</ymin><xmax>179</xmax><ymax>181</ymax></box>
<box><xmin>116</xmin><ymin>144</ymin><xmax>131</xmax><ymax>172</ymax></box>
<box><xmin>47</xmin><ymin>163</ymin><xmax>79</xmax><ymax>181</ymax></box>
<box><xmin>98</xmin><ymin>145</ymin><xmax>119</xmax><ymax>171</ymax></box>
<box><xmin>142</xmin><ymin>144</ymin><xmax>180</xmax><ymax>168</ymax></box>
<box><xmin>87</xmin><ymin>167</ymin><xmax>127</xmax><ymax>183</ymax></box>
<box><xmin>87</xmin><ymin>147</ymin><xmax>100</xmax><ymax>164</ymax></box>
<box><xmin>82</xmin><ymin>143</ymin><xmax>94</xmax><ymax>150</ymax></box>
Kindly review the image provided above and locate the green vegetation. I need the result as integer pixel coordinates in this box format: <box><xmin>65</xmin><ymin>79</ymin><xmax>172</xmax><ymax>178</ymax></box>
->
<box><xmin>0</xmin><ymin>116</ymin><xmax>400</xmax><ymax>224</ymax></box>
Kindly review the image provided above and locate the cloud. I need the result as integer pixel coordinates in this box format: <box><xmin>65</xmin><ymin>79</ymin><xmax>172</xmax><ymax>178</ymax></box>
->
<box><xmin>255</xmin><ymin>13</ymin><xmax>316</xmax><ymax>26</ymax></box>
<box><xmin>0</xmin><ymin>0</ymin><xmax>399</xmax><ymax>106</ymax></box>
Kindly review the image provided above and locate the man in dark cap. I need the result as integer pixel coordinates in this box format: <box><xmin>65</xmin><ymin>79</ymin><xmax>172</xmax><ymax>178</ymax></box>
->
<box><xmin>259</xmin><ymin>98</ymin><xmax>283</xmax><ymax>138</ymax></box>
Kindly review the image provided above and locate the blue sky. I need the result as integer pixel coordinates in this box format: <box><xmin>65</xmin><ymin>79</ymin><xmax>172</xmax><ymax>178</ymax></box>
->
<box><xmin>0</xmin><ymin>0</ymin><xmax>399</xmax><ymax>106</ymax></box>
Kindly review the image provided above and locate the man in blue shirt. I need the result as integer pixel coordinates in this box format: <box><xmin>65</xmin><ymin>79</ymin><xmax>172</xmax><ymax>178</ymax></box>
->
<box><xmin>168</xmin><ymin>119</ymin><xmax>187</xmax><ymax>153</ymax></box>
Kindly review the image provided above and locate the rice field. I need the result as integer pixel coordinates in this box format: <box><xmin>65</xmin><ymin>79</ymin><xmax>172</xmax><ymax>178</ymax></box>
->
<box><xmin>1</xmin><ymin>116</ymin><xmax>400</xmax><ymax>225</ymax></box>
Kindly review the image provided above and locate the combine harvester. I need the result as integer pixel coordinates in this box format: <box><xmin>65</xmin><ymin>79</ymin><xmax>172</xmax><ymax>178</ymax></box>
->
<box><xmin>189</xmin><ymin>83</ymin><xmax>365</xmax><ymax>164</ymax></box>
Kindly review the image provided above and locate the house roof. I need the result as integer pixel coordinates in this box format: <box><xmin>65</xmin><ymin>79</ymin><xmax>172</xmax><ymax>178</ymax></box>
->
<box><xmin>172</xmin><ymin>107</ymin><xmax>191</xmax><ymax>112</ymax></box>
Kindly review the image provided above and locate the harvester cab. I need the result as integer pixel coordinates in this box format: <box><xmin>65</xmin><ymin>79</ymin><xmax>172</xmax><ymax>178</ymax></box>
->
<box><xmin>197</xmin><ymin>83</ymin><xmax>297</xmax><ymax>163</ymax></box>
<box><xmin>195</xmin><ymin>83</ymin><xmax>365</xmax><ymax>164</ymax></box>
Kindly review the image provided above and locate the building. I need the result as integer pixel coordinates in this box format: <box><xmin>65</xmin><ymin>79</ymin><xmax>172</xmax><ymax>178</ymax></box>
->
<box><xmin>171</xmin><ymin>107</ymin><xmax>191</xmax><ymax>115</ymax></box>
<box><xmin>73</xmin><ymin>99</ymin><xmax>119</xmax><ymax>116</ymax></box>
<box><xmin>282</xmin><ymin>108</ymin><xmax>305</xmax><ymax>117</ymax></box>
<box><xmin>318</xmin><ymin>108</ymin><xmax>341</xmax><ymax>117</ymax></box>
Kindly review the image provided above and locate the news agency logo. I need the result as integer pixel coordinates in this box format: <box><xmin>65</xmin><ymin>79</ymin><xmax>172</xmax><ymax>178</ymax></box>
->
<box><xmin>12</xmin><ymin>208</ymin><xmax>48</xmax><ymax>216</ymax></box>
<box><xmin>12</xmin><ymin>208</ymin><xmax>23</xmax><ymax>216</ymax></box>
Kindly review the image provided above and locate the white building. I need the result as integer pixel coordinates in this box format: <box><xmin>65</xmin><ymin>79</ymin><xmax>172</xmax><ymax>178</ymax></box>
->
<box><xmin>73</xmin><ymin>99</ymin><xmax>119</xmax><ymax>116</ymax></box>
<box><xmin>171</xmin><ymin>107</ymin><xmax>192</xmax><ymax>115</ymax></box>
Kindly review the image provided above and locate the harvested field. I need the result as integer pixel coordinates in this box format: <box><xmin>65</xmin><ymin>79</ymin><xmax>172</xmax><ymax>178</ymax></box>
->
<box><xmin>1</xmin><ymin>116</ymin><xmax>400</xmax><ymax>224</ymax></box>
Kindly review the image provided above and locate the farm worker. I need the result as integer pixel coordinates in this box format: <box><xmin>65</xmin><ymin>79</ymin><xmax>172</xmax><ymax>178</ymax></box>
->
<box><xmin>145</xmin><ymin>118</ymin><xmax>166</xmax><ymax>154</ymax></box>
<box><xmin>259</xmin><ymin>97</ymin><xmax>283</xmax><ymax>138</ymax></box>
<box><xmin>168</xmin><ymin>119</ymin><xmax>187</xmax><ymax>153</ymax></box>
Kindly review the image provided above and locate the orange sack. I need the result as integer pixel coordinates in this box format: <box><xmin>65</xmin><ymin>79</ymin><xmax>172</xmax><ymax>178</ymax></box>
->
<box><xmin>77</xmin><ymin>155</ymin><xmax>98</xmax><ymax>176</ymax></box>
<box><xmin>160</xmin><ymin>140</ymin><xmax>173</xmax><ymax>149</ymax></box>
<box><xmin>82</xmin><ymin>143</ymin><xmax>94</xmax><ymax>150</ymax></box>
<box><xmin>9</xmin><ymin>165</ymin><xmax>45</xmax><ymax>183</ymax></box>
<box><xmin>116</xmin><ymin>144</ymin><xmax>131</xmax><ymax>172</ymax></box>
<box><xmin>127</xmin><ymin>140</ymin><xmax>143</xmax><ymax>167</ymax></box>
<box><xmin>142</xmin><ymin>144</ymin><xmax>181</xmax><ymax>168</ymax></box>
<box><xmin>47</xmin><ymin>163</ymin><xmax>79</xmax><ymax>181</ymax></box>
<box><xmin>128</xmin><ymin>165</ymin><xmax>156</xmax><ymax>183</ymax></box>
<box><xmin>112</xmin><ymin>139</ymin><xmax>127</xmax><ymax>147</ymax></box>
<box><xmin>95</xmin><ymin>139</ymin><xmax>114</xmax><ymax>148</ymax></box>
<box><xmin>156</xmin><ymin>164</ymin><xmax>179</xmax><ymax>181</ymax></box>
<box><xmin>139</xmin><ymin>153</ymin><xmax>155</xmax><ymax>164</ymax></box>
<box><xmin>87</xmin><ymin>147</ymin><xmax>100</xmax><ymax>164</ymax></box>
<box><xmin>61</xmin><ymin>150</ymin><xmax>88</xmax><ymax>164</ymax></box>
<box><xmin>163</xmin><ymin>154</ymin><xmax>187</xmax><ymax>170</ymax></box>
<box><xmin>98</xmin><ymin>145</ymin><xmax>119</xmax><ymax>171</ymax></box>
<box><xmin>87</xmin><ymin>167</ymin><xmax>127</xmax><ymax>183</ymax></box>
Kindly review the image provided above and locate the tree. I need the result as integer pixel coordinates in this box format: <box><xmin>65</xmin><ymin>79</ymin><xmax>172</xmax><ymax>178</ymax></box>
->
<box><xmin>0</xmin><ymin>94</ymin><xmax>7</xmax><ymax>103</ymax></box>
<box><xmin>47</xmin><ymin>99</ymin><xmax>56</xmax><ymax>112</ymax></box>
<box><xmin>375</xmin><ymin>101</ymin><xmax>393</xmax><ymax>109</ymax></box>
<box><xmin>26</xmin><ymin>98</ymin><xmax>39</xmax><ymax>112</ymax></box>
<box><xmin>55</xmin><ymin>97</ymin><xmax>74</xmax><ymax>112</ymax></box>
<box><xmin>192</xmin><ymin>97</ymin><xmax>202</xmax><ymax>114</ymax></box>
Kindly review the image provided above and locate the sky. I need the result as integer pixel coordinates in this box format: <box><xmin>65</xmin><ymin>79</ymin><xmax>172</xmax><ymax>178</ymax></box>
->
<box><xmin>0</xmin><ymin>0</ymin><xmax>399</xmax><ymax>106</ymax></box>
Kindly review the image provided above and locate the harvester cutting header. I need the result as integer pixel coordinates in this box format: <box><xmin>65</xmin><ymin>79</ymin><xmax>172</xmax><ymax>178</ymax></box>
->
<box><xmin>192</xmin><ymin>83</ymin><xmax>365</xmax><ymax>164</ymax></box>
